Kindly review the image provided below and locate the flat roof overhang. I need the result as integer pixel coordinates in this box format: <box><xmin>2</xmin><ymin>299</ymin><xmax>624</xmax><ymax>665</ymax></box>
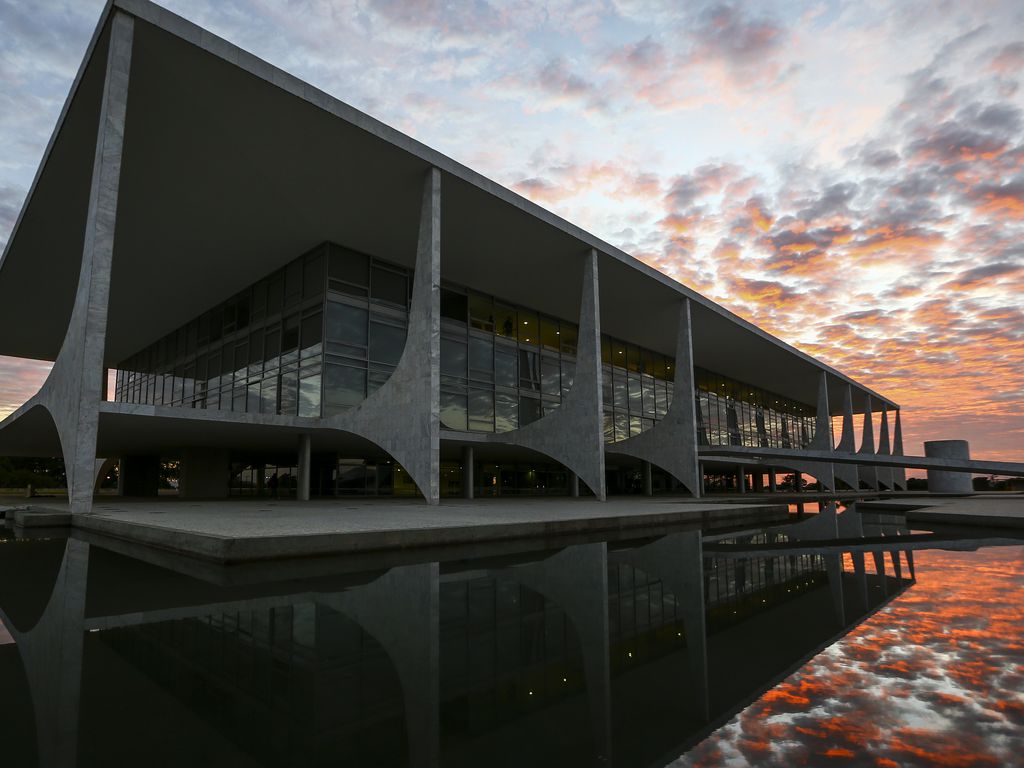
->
<box><xmin>0</xmin><ymin>0</ymin><xmax>897</xmax><ymax>415</ymax></box>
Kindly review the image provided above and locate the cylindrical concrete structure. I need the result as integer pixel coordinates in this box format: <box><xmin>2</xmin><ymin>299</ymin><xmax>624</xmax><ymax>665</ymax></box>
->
<box><xmin>924</xmin><ymin>440</ymin><xmax>972</xmax><ymax>493</ymax></box>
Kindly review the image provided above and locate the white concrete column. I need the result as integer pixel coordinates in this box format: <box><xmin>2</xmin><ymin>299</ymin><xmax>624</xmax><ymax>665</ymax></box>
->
<box><xmin>892</xmin><ymin>410</ymin><xmax>907</xmax><ymax>490</ymax></box>
<box><xmin>832</xmin><ymin>384</ymin><xmax>859</xmax><ymax>490</ymax></box>
<box><xmin>569</xmin><ymin>471</ymin><xmax>580</xmax><ymax>497</ymax></box>
<box><xmin>698</xmin><ymin>462</ymin><xmax>706</xmax><ymax>495</ymax></box>
<box><xmin>877</xmin><ymin>405</ymin><xmax>893</xmax><ymax>490</ymax></box>
<box><xmin>858</xmin><ymin>397</ymin><xmax>878</xmax><ymax>490</ymax></box>
<box><xmin>462</xmin><ymin>445</ymin><xmax>474</xmax><ymax>499</ymax></box>
<box><xmin>642</xmin><ymin>460</ymin><xmax>653</xmax><ymax>496</ymax></box>
<box><xmin>326</xmin><ymin>167</ymin><xmax>441</xmax><ymax>504</ymax></box>
<box><xmin>297</xmin><ymin>434</ymin><xmax>312</xmax><ymax>501</ymax></box>
<box><xmin>38</xmin><ymin>12</ymin><xmax>134</xmax><ymax>514</ymax></box>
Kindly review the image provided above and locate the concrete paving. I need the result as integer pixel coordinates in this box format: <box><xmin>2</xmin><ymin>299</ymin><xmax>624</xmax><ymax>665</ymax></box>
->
<box><xmin>859</xmin><ymin>495</ymin><xmax>1024</xmax><ymax>530</ymax></box>
<box><xmin>3</xmin><ymin>496</ymin><xmax>789</xmax><ymax>564</ymax></box>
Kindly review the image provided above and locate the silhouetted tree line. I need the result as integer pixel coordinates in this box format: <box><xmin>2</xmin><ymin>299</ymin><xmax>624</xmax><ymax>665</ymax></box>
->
<box><xmin>0</xmin><ymin>457</ymin><xmax>66</xmax><ymax>488</ymax></box>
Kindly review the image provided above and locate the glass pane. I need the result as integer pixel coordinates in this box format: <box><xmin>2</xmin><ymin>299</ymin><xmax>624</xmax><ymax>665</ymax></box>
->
<box><xmin>279</xmin><ymin>370</ymin><xmax>298</xmax><ymax>415</ymax></box>
<box><xmin>469</xmin><ymin>293</ymin><xmax>494</xmax><ymax>332</ymax></box>
<box><xmin>642</xmin><ymin>374</ymin><xmax>656</xmax><ymax>416</ymax></box>
<box><xmin>628</xmin><ymin>374</ymin><xmax>642</xmax><ymax>413</ymax></box>
<box><xmin>267</xmin><ymin>276</ymin><xmax>284</xmax><ymax>315</ymax></box>
<box><xmin>441</xmin><ymin>391</ymin><xmax>468</xmax><ymax>430</ymax></box>
<box><xmin>613</xmin><ymin>369</ymin><xmax>628</xmax><ymax>409</ymax></box>
<box><xmin>261</xmin><ymin>377</ymin><xmax>278</xmax><ymax>415</ymax></box>
<box><xmin>468</xmin><ymin>389</ymin><xmax>494</xmax><ymax>432</ymax></box>
<box><xmin>301</xmin><ymin>313</ymin><xmax>322</xmax><ymax>356</ymax></box>
<box><xmin>561</xmin><ymin>360</ymin><xmax>575</xmax><ymax>396</ymax></box>
<box><xmin>328</xmin><ymin>245</ymin><xmax>369</xmax><ymax>286</ymax></box>
<box><xmin>440</xmin><ymin>289</ymin><xmax>468</xmax><ymax>323</ymax></box>
<box><xmin>539</xmin><ymin>317</ymin><xmax>560</xmax><ymax>350</ymax></box>
<box><xmin>468</xmin><ymin>336</ymin><xmax>493</xmax><ymax>382</ymax></box>
<box><xmin>541</xmin><ymin>356</ymin><xmax>560</xmax><ymax>396</ymax></box>
<box><xmin>612</xmin><ymin>338</ymin><xmax>627</xmax><ymax>364</ymax></box>
<box><xmin>298</xmin><ymin>375</ymin><xmax>321</xmax><ymax>417</ymax></box>
<box><xmin>326</xmin><ymin>301</ymin><xmax>368</xmax><ymax>350</ymax></box>
<box><xmin>372</xmin><ymin>267</ymin><xmax>407</xmax><ymax>306</ymax></box>
<box><xmin>519</xmin><ymin>396</ymin><xmax>541</xmax><ymax>426</ymax></box>
<box><xmin>519</xmin><ymin>350</ymin><xmax>540</xmax><ymax>390</ymax></box>
<box><xmin>441</xmin><ymin>338</ymin><xmax>467</xmax><ymax>379</ymax></box>
<box><xmin>282</xmin><ymin>314</ymin><xmax>300</xmax><ymax>354</ymax></box>
<box><xmin>495</xmin><ymin>392</ymin><xmax>518</xmax><ymax>432</ymax></box>
<box><xmin>324</xmin><ymin>364</ymin><xmax>366</xmax><ymax>412</ymax></box>
<box><xmin>518</xmin><ymin>310</ymin><xmax>538</xmax><ymax>344</ymax></box>
<box><xmin>369</xmin><ymin>322</ymin><xmax>406</xmax><ymax>366</ymax></box>
<box><xmin>495</xmin><ymin>347</ymin><xmax>517</xmax><ymax>388</ymax></box>
<box><xmin>285</xmin><ymin>260</ymin><xmax>302</xmax><ymax>306</ymax></box>
<box><xmin>304</xmin><ymin>250</ymin><xmax>324</xmax><ymax>299</ymax></box>
<box><xmin>495</xmin><ymin>304</ymin><xmax>516</xmax><ymax>338</ymax></box>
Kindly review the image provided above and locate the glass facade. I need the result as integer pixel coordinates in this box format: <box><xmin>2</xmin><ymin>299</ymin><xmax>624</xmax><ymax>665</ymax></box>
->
<box><xmin>113</xmin><ymin>243</ymin><xmax>411</xmax><ymax>419</ymax></box>
<box><xmin>695</xmin><ymin>368</ymin><xmax>818</xmax><ymax>449</ymax></box>
<box><xmin>437</xmin><ymin>285</ymin><xmax>579</xmax><ymax>433</ymax></box>
<box><xmin>113</xmin><ymin>240</ymin><xmax>818</xmax><ymax>451</ymax></box>
<box><xmin>601</xmin><ymin>336</ymin><xmax>675</xmax><ymax>442</ymax></box>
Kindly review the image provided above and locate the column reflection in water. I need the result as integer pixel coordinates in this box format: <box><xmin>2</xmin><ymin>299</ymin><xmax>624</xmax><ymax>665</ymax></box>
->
<box><xmin>0</xmin><ymin>521</ymin><xmax>922</xmax><ymax>768</ymax></box>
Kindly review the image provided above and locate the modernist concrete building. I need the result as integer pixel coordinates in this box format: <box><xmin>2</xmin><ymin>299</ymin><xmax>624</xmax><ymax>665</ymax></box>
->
<box><xmin>0</xmin><ymin>0</ymin><xmax>947</xmax><ymax>509</ymax></box>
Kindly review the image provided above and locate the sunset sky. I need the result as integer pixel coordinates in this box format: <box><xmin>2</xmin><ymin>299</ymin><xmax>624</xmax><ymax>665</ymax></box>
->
<box><xmin>1</xmin><ymin>0</ymin><xmax>1022</xmax><ymax>461</ymax></box>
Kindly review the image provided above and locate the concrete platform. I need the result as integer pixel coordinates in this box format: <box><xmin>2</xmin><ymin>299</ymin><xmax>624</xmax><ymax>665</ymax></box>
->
<box><xmin>858</xmin><ymin>495</ymin><xmax>1024</xmax><ymax>530</ymax></box>
<box><xmin>3</xmin><ymin>496</ymin><xmax>790</xmax><ymax>564</ymax></box>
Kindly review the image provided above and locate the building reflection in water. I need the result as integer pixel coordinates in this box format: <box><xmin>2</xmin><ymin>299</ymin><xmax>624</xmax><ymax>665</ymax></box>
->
<box><xmin>0</xmin><ymin>508</ymin><xmax>944</xmax><ymax>768</ymax></box>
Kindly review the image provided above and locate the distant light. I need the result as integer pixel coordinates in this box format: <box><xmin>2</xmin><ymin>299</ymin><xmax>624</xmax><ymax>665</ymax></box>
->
<box><xmin>627</xmin><ymin>652</ymin><xmax>632</xmax><ymax>658</ymax></box>
<box><xmin>562</xmin><ymin>677</ymin><xmax>567</xmax><ymax>683</ymax></box>
<box><xmin>528</xmin><ymin>690</ymin><xmax>533</xmax><ymax>696</ymax></box>
<box><xmin>556</xmin><ymin>331</ymin><xmax>560</xmax><ymax>335</ymax></box>
<box><xmin>523</xmin><ymin>321</ymin><xmax>528</xmax><ymax>325</ymax></box>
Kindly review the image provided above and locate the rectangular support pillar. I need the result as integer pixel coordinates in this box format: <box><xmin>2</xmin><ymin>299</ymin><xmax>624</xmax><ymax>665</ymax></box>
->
<box><xmin>297</xmin><ymin>434</ymin><xmax>312</xmax><ymax>501</ymax></box>
<box><xmin>737</xmin><ymin>465</ymin><xmax>746</xmax><ymax>494</ymax></box>
<box><xmin>753</xmin><ymin>472</ymin><xmax>764</xmax><ymax>492</ymax></box>
<box><xmin>179</xmin><ymin>448</ymin><xmax>229</xmax><ymax>498</ymax></box>
<box><xmin>462</xmin><ymin>446</ymin><xmax>474</xmax><ymax>500</ymax></box>
<box><xmin>570</xmin><ymin>472</ymin><xmax>580</xmax><ymax>497</ymax></box>
<box><xmin>769</xmin><ymin>470</ymin><xmax>777</xmax><ymax>493</ymax></box>
<box><xmin>642</xmin><ymin>460</ymin><xmax>653</xmax><ymax>496</ymax></box>
<box><xmin>794</xmin><ymin>471</ymin><xmax>802</xmax><ymax>492</ymax></box>
<box><xmin>698</xmin><ymin>463</ymin><xmax>706</xmax><ymax>495</ymax></box>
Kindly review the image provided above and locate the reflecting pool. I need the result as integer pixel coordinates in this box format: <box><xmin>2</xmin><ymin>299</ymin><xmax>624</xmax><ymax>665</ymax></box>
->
<box><xmin>0</xmin><ymin>510</ymin><xmax>1021</xmax><ymax>767</ymax></box>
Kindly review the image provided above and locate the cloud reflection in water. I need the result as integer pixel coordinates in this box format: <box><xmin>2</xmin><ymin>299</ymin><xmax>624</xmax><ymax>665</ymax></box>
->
<box><xmin>676</xmin><ymin>545</ymin><xmax>1024</xmax><ymax>767</ymax></box>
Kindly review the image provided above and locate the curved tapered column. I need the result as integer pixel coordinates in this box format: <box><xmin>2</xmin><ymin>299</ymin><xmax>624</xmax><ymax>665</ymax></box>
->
<box><xmin>858</xmin><ymin>398</ymin><xmax>878</xmax><ymax>490</ymax></box>
<box><xmin>618</xmin><ymin>531</ymin><xmax>709</xmax><ymax>720</ymax></box>
<box><xmin>492</xmin><ymin>249</ymin><xmax>606</xmax><ymax>499</ymax></box>
<box><xmin>327</xmin><ymin>167</ymin><xmax>441</xmax><ymax>503</ymax></box>
<box><xmin>34</xmin><ymin>13</ymin><xmax>134</xmax><ymax>514</ymax></box>
<box><xmin>892</xmin><ymin>410</ymin><xmax>907</xmax><ymax>490</ymax></box>
<box><xmin>608</xmin><ymin>299</ymin><xmax>701</xmax><ymax>496</ymax></box>
<box><xmin>507</xmin><ymin>543</ymin><xmax>611</xmax><ymax>764</ymax></box>
<box><xmin>876</xmin><ymin>406</ymin><xmax>893</xmax><ymax>490</ymax></box>
<box><xmin>319</xmin><ymin>563</ymin><xmax>439</xmax><ymax>768</ymax></box>
<box><xmin>833</xmin><ymin>385</ymin><xmax>859</xmax><ymax>491</ymax></box>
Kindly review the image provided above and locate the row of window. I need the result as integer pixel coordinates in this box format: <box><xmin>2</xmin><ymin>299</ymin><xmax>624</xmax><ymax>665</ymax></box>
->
<box><xmin>114</xmin><ymin>242</ymin><xmax>820</xmax><ymax>444</ymax></box>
